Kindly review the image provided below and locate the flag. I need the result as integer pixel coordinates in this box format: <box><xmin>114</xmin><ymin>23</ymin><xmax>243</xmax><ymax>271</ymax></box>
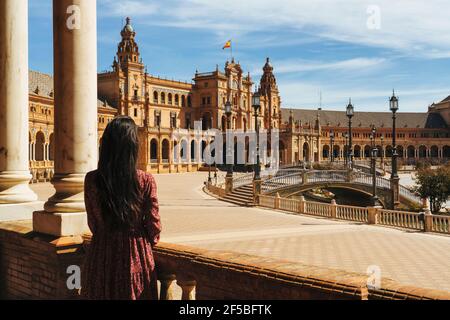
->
<box><xmin>222</xmin><ymin>40</ymin><xmax>231</xmax><ymax>50</ymax></box>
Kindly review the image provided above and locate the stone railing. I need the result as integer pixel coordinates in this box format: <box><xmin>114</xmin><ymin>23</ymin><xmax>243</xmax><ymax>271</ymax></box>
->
<box><xmin>258</xmin><ymin>194</ymin><xmax>450</xmax><ymax>235</ymax></box>
<box><xmin>261</xmin><ymin>172</ymin><xmax>303</xmax><ymax>194</ymax></box>
<box><xmin>304</xmin><ymin>201</ymin><xmax>333</xmax><ymax>218</ymax></box>
<box><xmin>336</xmin><ymin>205</ymin><xmax>369</xmax><ymax>222</ymax></box>
<box><xmin>232</xmin><ymin>173</ymin><xmax>256</xmax><ymax>189</ymax></box>
<box><xmin>399</xmin><ymin>184</ymin><xmax>422</xmax><ymax>204</ymax></box>
<box><xmin>1</xmin><ymin>224</ymin><xmax>450</xmax><ymax>300</ymax></box>
<box><xmin>431</xmin><ymin>215</ymin><xmax>450</xmax><ymax>234</ymax></box>
<box><xmin>378</xmin><ymin>209</ymin><xmax>424</xmax><ymax>231</ymax></box>
<box><xmin>153</xmin><ymin>242</ymin><xmax>450</xmax><ymax>300</ymax></box>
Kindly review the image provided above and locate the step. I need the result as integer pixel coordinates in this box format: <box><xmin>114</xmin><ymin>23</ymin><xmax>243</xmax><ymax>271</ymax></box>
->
<box><xmin>224</xmin><ymin>194</ymin><xmax>251</xmax><ymax>202</ymax></box>
<box><xmin>221</xmin><ymin>198</ymin><xmax>250</xmax><ymax>206</ymax></box>
<box><xmin>232</xmin><ymin>190</ymin><xmax>254</xmax><ymax>197</ymax></box>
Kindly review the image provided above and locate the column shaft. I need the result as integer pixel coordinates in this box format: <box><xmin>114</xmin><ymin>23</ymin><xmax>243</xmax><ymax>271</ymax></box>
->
<box><xmin>0</xmin><ymin>0</ymin><xmax>37</xmax><ymax>203</ymax></box>
<box><xmin>34</xmin><ymin>0</ymin><xmax>98</xmax><ymax>236</ymax></box>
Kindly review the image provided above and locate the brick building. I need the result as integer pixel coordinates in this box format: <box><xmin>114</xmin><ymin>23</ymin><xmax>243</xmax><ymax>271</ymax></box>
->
<box><xmin>28</xmin><ymin>17</ymin><xmax>450</xmax><ymax>181</ymax></box>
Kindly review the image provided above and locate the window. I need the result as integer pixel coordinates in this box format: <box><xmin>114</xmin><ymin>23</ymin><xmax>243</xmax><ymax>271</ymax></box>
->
<box><xmin>134</xmin><ymin>108</ymin><xmax>138</xmax><ymax>117</ymax></box>
<box><xmin>207</xmin><ymin>97</ymin><xmax>211</xmax><ymax>105</ymax></box>
<box><xmin>170</xmin><ymin>112</ymin><xmax>177</xmax><ymax>129</ymax></box>
<box><xmin>154</xmin><ymin>111</ymin><xmax>161</xmax><ymax>127</ymax></box>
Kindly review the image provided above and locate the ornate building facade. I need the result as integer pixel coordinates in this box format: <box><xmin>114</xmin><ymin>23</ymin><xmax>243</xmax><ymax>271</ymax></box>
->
<box><xmin>28</xmin><ymin>18</ymin><xmax>450</xmax><ymax>181</ymax></box>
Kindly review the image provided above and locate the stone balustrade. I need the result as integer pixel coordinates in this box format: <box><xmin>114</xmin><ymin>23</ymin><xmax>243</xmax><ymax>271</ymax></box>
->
<box><xmin>258</xmin><ymin>194</ymin><xmax>450</xmax><ymax>235</ymax></box>
<box><xmin>1</xmin><ymin>222</ymin><xmax>450</xmax><ymax>300</ymax></box>
<box><xmin>152</xmin><ymin>242</ymin><xmax>450</xmax><ymax>300</ymax></box>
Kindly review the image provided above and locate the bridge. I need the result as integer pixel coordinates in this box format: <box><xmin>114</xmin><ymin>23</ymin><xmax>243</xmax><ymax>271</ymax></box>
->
<box><xmin>261</xmin><ymin>170</ymin><xmax>422</xmax><ymax>209</ymax></box>
<box><xmin>213</xmin><ymin>166</ymin><xmax>422</xmax><ymax>209</ymax></box>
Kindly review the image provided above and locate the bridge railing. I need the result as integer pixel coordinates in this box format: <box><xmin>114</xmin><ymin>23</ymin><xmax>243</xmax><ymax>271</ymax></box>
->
<box><xmin>399</xmin><ymin>184</ymin><xmax>422</xmax><ymax>204</ymax></box>
<box><xmin>261</xmin><ymin>169</ymin><xmax>421</xmax><ymax>205</ymax></box>
<box><xmin>431</xmin><ymin>215</ymin><xmax>450</xmax><ymax>234</ymax></box>
<box><xmin>258</xmin><ymin>194</ymin><xmax>450</xmax><ymax>235</ymax></box>
<box><xmin>378</xmin><ymin>209</ymin><xmax>424</xmax><ymax>230</ymax></box>
<box><xmin>304</xmin><ymin>201</ymin><xmax>333</xmax><ymax>218</ymax></box>
<box><xmin>306</xmin><ymin>170</ymin><xmax>347</xmax><ymax>183</ymax></box>
<box><xmin>261</xmin><ymin>172</ymin><xmax>303</xmax><ymax>194</ymax></box>
<box><xmin>337</xmin><ymin>205</ymin><xmax>369</xmax><ymax>222</ymax></box>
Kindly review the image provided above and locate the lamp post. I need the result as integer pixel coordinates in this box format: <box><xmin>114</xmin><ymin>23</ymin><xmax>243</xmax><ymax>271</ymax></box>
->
<box><xmin>370</xmin><ymin>127</ymin><xmax>380</xmax><ymax>206</ymax></box>
<box><xmin>224</xmin><ymin>100</ymin><xmax>233</xmax><ymax>193</ymax></box>
<box><xmin>344</xmin><ymin>132</ymin><xmax>348</xmax><ymax>166</ymax></box>
<box><xmin>346</xmin><ymin>99</ymin><xmax>354</xmax><ymax>169</ymax></box>
<box><xmin>389</xmin><ymin>90</ymin><xmax>400</xmax><ymax>208</ymax></box>
<box><xmin>330</xmin><ymin>130</ymin><xmax>335</xmax><ymax>163</ymax></box>
<box><xmin>252</xmin><ymin>89</ymin><xmax>261</xmax><ymax>181</ymax></box>
<box><xmin>390</xmin><ymin>91</ymin><xmax>399</xmax><ymax>180</ymax></box>
<box><xmin>380</xmin><ymin>135</ymin><xmax>385</xmax><ymax>172</ymax></box>
<box><xmin>371</xmin><ymin>145</ymin><xmax>380</xmax><ymax>207</ymax></box>
<box><xmin>225</xmin><ymin>100</ymin><xmax>233</xmax><ymax>177</ymax></box>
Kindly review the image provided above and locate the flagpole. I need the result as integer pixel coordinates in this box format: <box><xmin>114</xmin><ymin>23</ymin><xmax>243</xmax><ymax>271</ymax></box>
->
<box><xmin>231</xmin><ymin>40</ymin><xmax>233</xmax><ymax>61</ymax></box>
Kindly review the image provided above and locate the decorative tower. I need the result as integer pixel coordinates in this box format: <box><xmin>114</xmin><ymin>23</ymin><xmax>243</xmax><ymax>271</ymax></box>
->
<box><xmin>259</xmin><ymin>58</ymin><xmax>281</xmax><ymax>129</ymax></box>
<box><xmin>117</xmin><ymin>17</ymin><xmax>141</xmax><ymax>70</ymax></box>
<box><xmin>115</xmin><ymin>17</ymin><xmax>146</xmax><ymax>126</ymax></box>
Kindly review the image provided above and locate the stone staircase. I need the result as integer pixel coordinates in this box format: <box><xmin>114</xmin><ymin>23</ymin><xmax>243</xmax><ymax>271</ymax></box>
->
<box><xmin>221</xmin><ymin>184</ymin><xmax>255</xmax><ymax>207</ymax></box>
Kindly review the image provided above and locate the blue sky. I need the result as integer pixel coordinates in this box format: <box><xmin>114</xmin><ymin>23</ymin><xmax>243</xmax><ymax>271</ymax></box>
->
<box><xmin>29</xmin><ymin>0</ymin><xmax>450</xmax><ymax>112</ymax></box>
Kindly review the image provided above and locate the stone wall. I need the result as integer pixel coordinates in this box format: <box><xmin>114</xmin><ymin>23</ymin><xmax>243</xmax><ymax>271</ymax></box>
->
<box><xmin>0</xmin><ymin>222</ymin><xmax>449</xmax><ymax>300</ymax></box>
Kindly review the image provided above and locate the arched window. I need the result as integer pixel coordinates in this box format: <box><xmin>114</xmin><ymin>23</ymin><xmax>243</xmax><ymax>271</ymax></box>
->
<box><xmin>181</xmin><ymin>96</ymin><xmax>186</xmax><ymax>107</ymax></box>
<box><xmin>150</xmin><ymin>139</ymin><xmax>158</xmax><ymax>163</ymax></box>
<box><xmin>153</xmin><ymin>91</ymin><xmax>158</xmax><ymax>103</ymax></box>
<box><xmin>35</xmin><ymin>131</ymin><xmax>45</xmax><ymax>161</ymax></box>
<box><xmin>162</xmin><ymin>139</ymin><xmax>170</xmax><ymax>163</ymax></box>
<box><xmin>175</xmin><ymin>94</ymin><xmax>179</xmax><ymax>106</ymax></box>
<box><xmin>161</xmin><ymin>92</ymin><xmax>166</xmax><ymax>104</ymax></box>
<box><xmin>168</xmin><ymin>93</ymin><xmax>173</xmax><ymax>105</ymax></box>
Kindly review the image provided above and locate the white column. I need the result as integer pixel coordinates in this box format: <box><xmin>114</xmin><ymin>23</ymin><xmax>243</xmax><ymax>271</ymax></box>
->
<box><xmin>0</xmin><ymin>0</ymin><xmax>38</xmax><ymax>204</ymax></box>
<box><xmin>34</xmin><ymin>0</ymin><xmax>98</xmax><ymax>236</ymax></box>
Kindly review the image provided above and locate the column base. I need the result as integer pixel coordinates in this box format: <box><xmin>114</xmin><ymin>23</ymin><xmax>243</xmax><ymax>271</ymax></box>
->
<box><xmin>33</xmin><ymin>211</ymin><xmax>90</xmax><ymax>237</ymax></box>
<box><xmin>0</xmin><ymin>201</ymin><xmax>44</xmax><ymax>222</ymax></box>
<box><xmin>0</xmin><ymin>171</ymin><xmax>38</xmax><ymax>203</ymax></box>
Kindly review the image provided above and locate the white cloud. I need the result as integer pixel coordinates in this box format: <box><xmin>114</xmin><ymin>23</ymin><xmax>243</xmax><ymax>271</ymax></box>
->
<box><xmin>279</xmin><ymin>80</ymin><xmax>450</xmax><ymax>111</ymax></box>
<box><xmin>101</xmin><ymin>0</ymin><xmax>159</xmax><ymax>17</ymax></box>
<box><xmin>100</xmin><ymin>0</ymin><xmax>450</xmax><ymax>57</ymax></box>
<box><xmin>251</xmin><ymin>57</ymin><xmax>386</xmax><ymax>75</ymax></box>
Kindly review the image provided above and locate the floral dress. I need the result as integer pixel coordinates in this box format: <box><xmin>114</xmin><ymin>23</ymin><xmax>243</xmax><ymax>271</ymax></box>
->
<box><xmin>82</xmin><ymin>170</ymin><xmax>161</xmax><ymax>300</ymax></box>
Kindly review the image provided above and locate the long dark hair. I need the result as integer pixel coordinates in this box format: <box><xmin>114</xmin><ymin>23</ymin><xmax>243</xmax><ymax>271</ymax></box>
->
<box><xmin>97</xmin><ymin>116</ymin><xmax>142</xmax><ymax>230</ymax></box>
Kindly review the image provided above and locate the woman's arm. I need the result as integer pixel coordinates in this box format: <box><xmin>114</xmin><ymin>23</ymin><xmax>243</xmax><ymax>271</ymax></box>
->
<box><xmin>145</xmin><ymin>174</ymin><xmax>162</xmax><ymax>246</ymax></box>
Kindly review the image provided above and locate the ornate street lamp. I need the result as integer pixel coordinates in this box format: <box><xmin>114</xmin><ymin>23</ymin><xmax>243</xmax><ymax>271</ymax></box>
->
<box><xmin>370</xmin><ymin>127</ymin><xmax>380</xmax><ymax>206</ymax></box>
<box><xmin>380</xmin><ymin>135</ymin><xmax>385</xmax><ymax>171</ymax></box>
<box><xmin>252</xmin><ymin>89</ymin><xmax>261</xmax><ymax>181</ymax></box>
<box><xmin>344</xmin><ymin>132</ymin><xmax>348</xmax><ymax>166</ymax></box>
<box><xmin>390</xmin><ymin>90</ymin><xmax>399</xmax><ymax>180</ymax></box>
<box><xmin>330</xmin><ymin>130</ymin><xmax>335</xmax><ymax>163</ymax></box>
<box><xmin>225</xmin><ymin>100</ymin><xmax>233</xmax><ymax>178</ymax></box>
<box><xmin>346</xmin><ymin>99</ymin><xmax>354</xmax><ymax>169</ymax></box>
<box><xmin>371</xmin><ymin>146</ymin><xmax>380</xmax><ymax>206</ymax></box>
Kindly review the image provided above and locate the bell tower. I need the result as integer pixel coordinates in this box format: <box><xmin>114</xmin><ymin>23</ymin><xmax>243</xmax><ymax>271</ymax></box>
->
<box><xmin>116</xmin><ymin>17</ymin><xmax>142</xmax><ymax>71</ymax></box>
<box><xmin>259</xmin><ymin>58</ymin><xmax>281</xmax><ymax>129</ymax></box>
<box><xmin>114</xmin><ymin>17</ymin><xmax>146</xmax><ymax>126</ymax></box>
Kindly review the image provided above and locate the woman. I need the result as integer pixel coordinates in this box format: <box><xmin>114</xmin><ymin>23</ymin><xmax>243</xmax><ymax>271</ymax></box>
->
<box><xmin>82</xmin><ymin>116</ymin><xmax>161</xmax><ymax>300</ymax></box>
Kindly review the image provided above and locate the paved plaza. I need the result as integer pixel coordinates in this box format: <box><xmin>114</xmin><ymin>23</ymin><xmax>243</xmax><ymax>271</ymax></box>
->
<box><xmin>31</xmin><ymin>172</ymin><xmax>450</xmax><ymax>292</ymax></box>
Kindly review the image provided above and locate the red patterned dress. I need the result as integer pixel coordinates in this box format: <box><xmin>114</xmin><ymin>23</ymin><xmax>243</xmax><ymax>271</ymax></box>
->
<box><xmin>82</xmin><ymin>170</ymin><xmax>161</xmax><ymax>300</ymax></box>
